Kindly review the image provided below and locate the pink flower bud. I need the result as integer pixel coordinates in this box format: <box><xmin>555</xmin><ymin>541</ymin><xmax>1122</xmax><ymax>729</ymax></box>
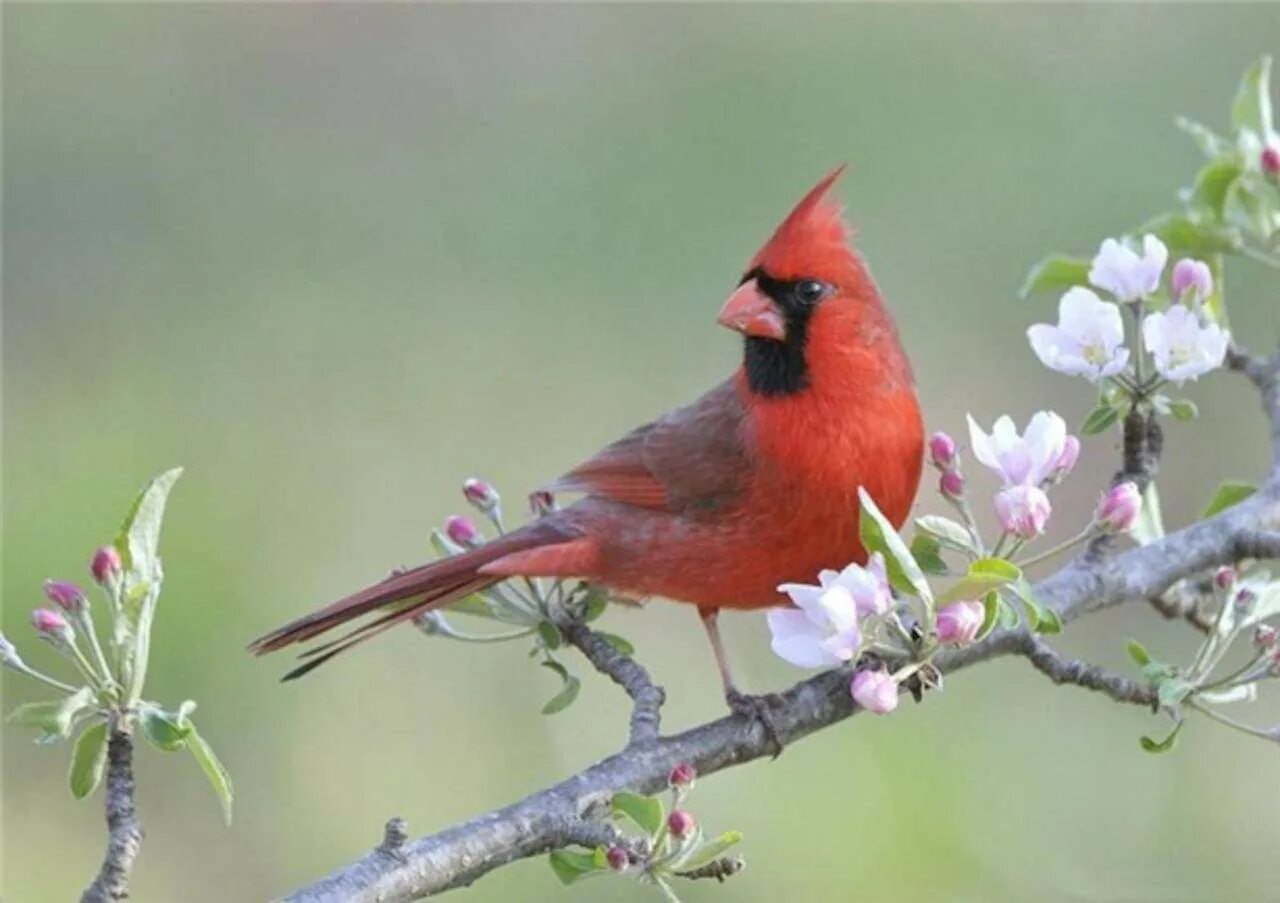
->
<box><xmin>667</xmin><ymin>809</ymin><xmax>696</xmax><ymax>839</ymax></box>
<box><xmin>1095</xmin><ymin>482</ymin><xmax>1141</xmax><ymax>534</ymax></box>
<box><xmin>994</xmin><ymin>485</ymin><xmax>1051</xmax><ymax>539</ymax></box>
<box><xmin>851</xmin><ymin>667</ymin><xmax>899</xmax><ymax>715</ymax></box>
<box><xmin>1214</xmin><ymin>566</ymin><xmax>1237</xmax><ymax>590</ymax></box>
<box><xmin>461</xmin><ymin>478</ymin><xmax>500</xmax><ymax>513</ymax></box>
<box><xmin>1262</xmin><ymin>145</ymin><xmax>1280</xmax><ymax>178</ymax></box>
<box><xmin>939</xmin><ymin>470</ymin><xmax>964</xmax><ymax>501</ymax></box>
<box><xmin>443</xmin><ymin>515</ymin><xmax>481</xmax><ymax>547</ymax></box>
<box><xmin>31</xmin><ymin>608</ymin><xmax>74</xmax><ymax>647</ymax></box>
<box><xmin>43</xmin><ymin>580</ymin><xmax>87</xmax><ymax>614</ymax></box>
<box><xmin>90</xmin><ymin>546</ymin><xmax>122</xmax><ymax>585</ymax></box>
<box><xmin>936</xmin><ymin>600</ymin><xmax>985</xmax><ymax>646</ymax></box>
<box><xmin>1171</xmin><ymin>258</ymin><xmax>1214</xmax><ymax>304</ymax></box>
<box><xmin>928</xmin><ymin>432</ymin><xmax>957</xmax><ymax>470</ymax></box>
<box><xmin>605</xmin><ymin>846</ymin><xmax>629</xmax><ymax>872</ymax></box>
<box><xmin>1234</xmin><ymin>587</ymin><xmax>1257</xmax><ymax>614</ymax></box>
<box><xmin>668</xmin><ymin>761</ymin><xmax>697</xmax><ymax>788</ymax></box>
<box><xmin>1054</xmin><ymin>435</ymin><xmax>1081</xmax><ymax>478</ymax></box>
<box><xmin>1254</xmin><ymin>624</ymin><xmax>1278</xmax><ymax>649</ymax></box>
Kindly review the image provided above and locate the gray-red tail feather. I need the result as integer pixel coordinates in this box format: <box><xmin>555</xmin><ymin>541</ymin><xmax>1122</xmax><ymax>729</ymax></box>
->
<box><xmin>249</xmin><ymin>520</ymin><xmax>569</xmax><ymax>680</ymax></box>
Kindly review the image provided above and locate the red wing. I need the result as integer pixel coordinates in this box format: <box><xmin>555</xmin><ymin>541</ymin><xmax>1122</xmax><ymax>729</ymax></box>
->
<box><xmin>546</xmin><ymin>379</ymin><xmax>749</xmax><ymax>512</ymax></box>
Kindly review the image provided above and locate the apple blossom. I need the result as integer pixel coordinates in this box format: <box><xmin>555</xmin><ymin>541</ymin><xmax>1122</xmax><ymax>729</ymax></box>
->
<box><xmin>1094</xmin><ymin>482</ymin><xmax>1141</xmax><ymax>534</ymax></box>
<box><xmin>1263</xmin><ymin>145</ymin><xmax>1280</xmax><ymax>177</ymax></box>
<box><xmin>667</xmin><ymin>810</ymin><xmax>696</xmax><ymax>839</ymax></box>
<box><xmin>605</xmin><ymin>846</ymin><xmax>629</xmax><ymax>872</ymax></box>
<box><xmin>444</xmin><ymin>514</ymin><xmax>481</xmax><ymax>547</ymax></box>
<box><xmin>1171</xmin><ymin>258</ymin><xmax>1213</xmax><ymax>304</ymax></box>
<box><xmin>462</xmin><ymin>478</ymin><xmax>500</xmax><ymax>514</ymax></box>
<box><xmin>1214</xmin><ymin>566</ymin><xmax>1237</xmax><ymax>590</ymax></box>
<box><xmin>1054</xmin><ymin>435</ymin><xmax>1081</xmax><ymax>479</ymax></box>
<box><xmin>967</xmin><ymin>411</ymin><xmax>1068</xmax><ymax>488</ymax></box>
<box><xmin>995</xmin><ymin>485</ymin><xmax>1052</xmax><ymax>539</ymax></box>
<box><xmin>43</xmin><ymin>579</ymin><xmax>87</xmax><ymax>615</ymax></box>
<box><xmin>851</xmin><ymin>668</ymin><xmax>899</xmax><ymax>715</ymax></box>
<box><xmin>1088</xmin><ymin>234</ymin><xmax>1167</xmax><ymax>302</ymax></box>
<box><xmin>1141</xmin><ymin>304</ymin><xmax>1229</xmax><ymax>384</ymax></box>
<box><xmin>1255</xmin><ymin>624</ymin><xmax>1278</xmax><ymax>649</ymax></box>
<box><xmin>1026</xmin><ymin>287</ymin><xmax>1130</xmax><ymax>381</ymax></box>
<box><xmin>669</xmin><ymin>761</ymin><xmax>696</xmax><ymax>788</ymax></box>
<box><xmin>809</xmin><ymin>552</ymin><xmax>893</xmax><ymax>617</ymax></box>
<box><xmin>90</xmin><ymin>546</ymin><xmax>122</xmax><ymax>585</ymax></box>
<box><xmin>767</xmin><ymin>584</ymin><xmax>863</xmax><ymax>669</ymax></box>
<box><xmin>936</xmin><ymin>600</ymin><xmax>985</xmax><ymax>646</ymax></box>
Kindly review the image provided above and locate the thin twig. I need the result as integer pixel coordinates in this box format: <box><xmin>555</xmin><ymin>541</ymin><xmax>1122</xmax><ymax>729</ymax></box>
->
<box><xmin>1017</xmin><ymin>633</ymin><xmax>1155</xmax><ymax>707</ymax></box>
<box><xmin>560</xmin><ymin>621</ymin><xmax>665</xmax><ymax>746</ymax></box>
<box><xmin>80</xmin><ymin>725</ymin><xmax>143</xmax><ymax>903</ymax></box>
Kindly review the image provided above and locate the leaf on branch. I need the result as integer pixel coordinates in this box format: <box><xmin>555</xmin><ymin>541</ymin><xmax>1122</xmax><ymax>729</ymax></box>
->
<box><xmin>8</xmin><ymin>686</ymin><xmax>96</xmax><ymax>744</ymax></box>
<box><xmin>548</xmin><ymin>849</ymin><xmax>605</xmax><ymax>885</ymax></box>
<box><xmin>68</xmin><ymin>721</ymin><xmax>109</xmax><ymax>800</ymax></box>
<box><xmin>187</xmin><ymin>726</ymin><xmax>234</xmax><ymax>825</ymax></box>
<box><xmin>675</xmin><ymin>830</ymin><xmax>743</xmax><ymax>873</ymax></box>
<box><xmin>1201</xmin><ymin>480</ymin><xmax>1257</xmax><ymax>519</ymax></box>
<box><xmin>540</xmin><ymin>660</ymin><xmax>581</xmax><ymax>715</ymax></box>
<box><xmin>1125</xmin><ymin>639</ymin><xmax>1152</xmax><ymax>667</ymax></box>
<box><xmin>1140</xmin><ymin>721</ymin><xmax>1183</xmax><ymax>754</ymax></box>
<box><xmin>611</xmin><ymin>791</ymin><xmax>664</xmax><ymax>837</ymax></box>
<box><xmin>914</xmin><ymin>515</ymin><xmax>975</xmax><ymax>555</ymax></box>
<box><xmin>1019</xmin><ymin>254</ymin><xmax>1091</xmax><ymax>299</ymax></box>
<box><xmin>909</xmin><ymin>532</ymin><xmax>949</xmax><ymax>576</ymax></box>
<box><xmin>1231</xmin><ymin>55</ymin><xmax>1274</xmax><ymax>137</ymax></box>
<box><xmin>941</xmin><ymin>557</ymin><xmax>1020</xmax><ymax>605</ymax></box>
<box><xmin>858</xmin><ymin>488</ymin><xmax>933</xmax><ymax>610</ymax></box>
<box><xmin>139</xmin><ymin>702</ymin><xmax>195</xmax><ymax>752</ymax></box>
<box><xmin>1080</xmin><ymin>402</ymin><xmax>1121</xmax><ymax>436</ymax></box>
<box><xmin>598</xmin><ymin>632</ymin><xmax>635</xmax><ymax>657</ymax></box>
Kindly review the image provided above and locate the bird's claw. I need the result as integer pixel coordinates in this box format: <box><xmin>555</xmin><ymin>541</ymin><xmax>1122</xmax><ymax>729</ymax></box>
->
<box><xmin>725</xmin><ymin>689</ymin><xmax>786</xmax><ymax>758</ymax></box>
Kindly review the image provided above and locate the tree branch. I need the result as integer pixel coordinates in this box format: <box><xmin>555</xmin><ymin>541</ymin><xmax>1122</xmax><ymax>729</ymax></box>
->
<box><xmin>278</xmin><ymin>348</ymin><xmax>1280</xmax><ymax>903</ymax></box>
<box><xmin>80</xmin><ymin>725</ymin><xmax>143</xmax><ymax>903</ymax></box>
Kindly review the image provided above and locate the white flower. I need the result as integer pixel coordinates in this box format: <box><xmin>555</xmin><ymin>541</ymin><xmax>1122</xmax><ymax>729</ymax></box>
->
<box><xmin>1141</xmin><ymin>304</ymin><xmax>1229</xmax><ymax>384</ymax></box>
<box><xmin>994</xmin><ymin>485</ymin><xmax>1052</xmax><ymax>539</ymax></box>
<box><xmin>966</xmin><ymin>411</ymin><xmax>1068</xmax><ymax>488</ymax></box>
<box><xmin>1089</xmin><ymin>234</ymin><xmax>1168</xmax><ymax>302</ymax></box>
<box><xmin>768</xmin><ymin>553</ymin><xmax>891</xmax><ymax>668</ymax></box>
<box><xmin>1027</xmin><ymin>287</ymin><xmax>1130</xmax><ymax>381</ymax></box>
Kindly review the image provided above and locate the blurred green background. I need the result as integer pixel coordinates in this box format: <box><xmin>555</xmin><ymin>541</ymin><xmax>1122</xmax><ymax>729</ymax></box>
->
<box><xmin>5</xmin><ymin>5</ymin><xmax>1279</xmax><ymax>901</ymax></box>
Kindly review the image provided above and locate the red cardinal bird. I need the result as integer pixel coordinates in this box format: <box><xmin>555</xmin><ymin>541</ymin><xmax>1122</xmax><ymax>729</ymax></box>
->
<box><xmin>251</xmin><ymin>167</ymin><xmax>924</xmax><ymax>706</ymax></box>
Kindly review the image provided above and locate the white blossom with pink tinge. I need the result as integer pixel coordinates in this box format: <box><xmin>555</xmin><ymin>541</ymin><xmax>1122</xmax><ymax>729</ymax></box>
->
<box><xmin>768</xmin><ymin>553</ymin><xmax>891</xmax><ymax>668</ymax></box>
<box><xmin>1089</xmin><ymin>234</ymin><xmax>1168</xmax><ymax>303</ymax></box>
<box><xmin>967</xmin><ymin>411</ymin><xmax>1068</xmax><ymax>488</ymax></box>
<box><xmin>1141</xmin><ymin>304</ymin><xmax>1229</xmax><ymax>385</ymax></box>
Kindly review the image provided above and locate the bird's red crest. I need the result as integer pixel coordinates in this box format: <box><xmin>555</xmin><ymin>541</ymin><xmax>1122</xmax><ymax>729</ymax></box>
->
<box><xmin>748</xmin><ymin>165</ymin><xmax>853</xmax><ymax>280</ymax></box>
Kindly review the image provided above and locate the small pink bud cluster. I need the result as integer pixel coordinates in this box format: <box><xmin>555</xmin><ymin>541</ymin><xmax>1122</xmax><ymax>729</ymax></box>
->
<box><xmin>1214</xmin><ymin>566</ymin><xmax>1237</xmax><ymax>590</ymax></box>
<box><xmin>851</xmin><ymin>667</ymin><xmax>899</xmax><ymax>715</ymax></box>
<box><xmin>936</xmin><ymin>600</ymin><xmax>985</xmax><ymax>646</ymax></box>
<box><xmin>1095</xmin><ymin>482</ymin><xmax>1141</xmax><ymax>534</ymax></box>
<box><xmin>443</xmin><ymin>515</ymin><xmax>481</xmax><ymax>547</ymax></box>
<box><xmin>1254</xmin><ymin>624</ymin><xmax>1278</xmax><ymax>650</ymax></box>
<box><xmin>605</xmin><ymin>845</ymin><xmax>630</xmax><ymax>872</ymax></box>
<box><xmin>462</xmin><ymin>478</ymin><xmax>500</xmax><ymax>514</ymax></box>
<box><xmin>666</xmin><ymin>809</ymin><xmax>696</xmax><ymax>840</ymax></box>
<box><xmin>928</xmin><ymin>431</ymin><xmax>966</xmax><ymax>501</ymax></box>
<box><xmin>31</xmin><ymin>608</ymin><xmax>75</xmax><ymax>648</ymax></box>
<box><xmin>1234</xmin><ymin>587</ymin><xmax>1257</xmax><ymax>615</ymax></box>
<box><xmin>995</xmin><ymin>485</ymin><xmax>1052</xmax><ymax>539</ymax></box>
<box><xmin>43</xmin><ymin>579</ymin><xmax>87</xmax><ymax>615</ymax></box>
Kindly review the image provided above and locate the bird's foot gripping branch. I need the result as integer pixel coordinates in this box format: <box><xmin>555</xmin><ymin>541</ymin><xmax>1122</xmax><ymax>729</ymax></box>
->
<box><xmin>4</xmin><ymin>469</ymin><xmax>232</xmax><ymax>902</ymax></box>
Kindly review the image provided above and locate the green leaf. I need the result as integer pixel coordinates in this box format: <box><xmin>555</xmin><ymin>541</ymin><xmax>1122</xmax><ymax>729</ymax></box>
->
<box><xmin>537</xmin><ymin>621</ymin><xmax>562</xmax><ymax>651</ymax></box>
<box><xmin>914</xmin><ymin>515</ymin><xmax>975</xmax><ymax>555</ymax></box>
<box><xmin>139</xmin><ymin>703</ymin><xmax>194</xmax><ymax>752</ymax></box>
<box><xmin>8</xmin><ymin>687</ymin><xmax>96</xmax><ymax>742</ymax></box>
<box><xmin>941</xmin><ymin>557</ymin><xmax>1021</xmax><ymax>604</ymax></box>
<box><xmin>909</xmin><ymin>532</ymin><xmax>948</xmax><ymax>576</ymax></box>
<box><xmin>1019</xmin><ymin>254</ymin><xmax>1091</xmax><ymax>299</ymax></box>
<box><xmin>1005</xmin><ymin>579</ymin><xmax>1058</xmax><ymax>633</ymax></box>
<box><xmin>976</xmin><ymin>591</ymin><xmax>1001</xmax><ymax>641</ymax></box>
<box><xmin>1080</xmin><ymin>403</ymin><xmax>1120</xmax><ymax>436</ymax></box>
<box><xmin>858</xmin><ymin>487</ymin><xmax>933</xmax><ymax>608</ymax></box>
<box><xmin>1231</xmin><ymin>56</ymin><xmax>1273</xmax><ymax>136</ymax></box>
<box><xmin>549</xmin><ymin>850</ymin><xmax>604</xmax><ymax>885</ymax></box>
<box><xmin>1132</xmin><ymin>482</ymin><xmax>1165</xmax><ymax>547</ymax></box>
<box><xmin>1188</xmin><ymin>159</ymin><xmax>1242</xmax><ymax>218</ymax></box>
<box><xmin>611</xmin><ymin>791</ymin><xmax>664</xmax><ymax>837</ymax></box>
<box><xmin>598</xmin><ymin>632</ymin><xmax>635</xmax><ymax>657</ymax></box>
<box><xmin>1201</xmin><ymin>480</ymin><xmax>1257</xmax><ymax>519</ymax></box>
<box><xmin>676</xmin><ymin>830</ymin><xmax>744</xmax><ymax>872</ymax></box>
<box><xmin>540</xmin><ymin>660</ymin><xmax>580</xmax><ymax>715</ymax></box>
<box><xmin>1167</xmin><ymin>399</ymin><xmax>1199</xmax><ymax>422</ymax></box>
<box><xmin>1140</xmin><ymin>721</ymin><xmax>1183</xmax><ymax>754</ymax></box>
<box><xmin>68</xmin><ymin>721</ymin><xmax>109</xmax><ymax>800</ymax></box>
<box><xmin>114</xmin><ymin>467</ymin><xmax>183</xmax><ymax>581</ymax></box>
<box><xmin>1125</xmin><ymin>639</ymin><xmax>1152</xmax><ymax>667</ymax></box>
<box><xmin>187</xmin><ymin>726</ymin><xmax>234</xmax><ymax>825</ymax></box>
<box><xmin>1139</xmin><ymin>212</ymin><xmax>1238</xmax><ymax>257</ymax></box>
<box><xmin>581</xmin><ymin>585</ymin><xmax>609</xmax><ymax>622</ymax></box>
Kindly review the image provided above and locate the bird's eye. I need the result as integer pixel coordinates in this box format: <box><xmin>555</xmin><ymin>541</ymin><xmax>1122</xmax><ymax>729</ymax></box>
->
<box><xmin>795</xmin><ymin>280</ymin><xmax>826</xmax><ymax>305</ymax></box>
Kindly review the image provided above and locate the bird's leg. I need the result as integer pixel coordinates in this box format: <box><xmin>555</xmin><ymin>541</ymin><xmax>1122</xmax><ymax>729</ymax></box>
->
<box><xmin>699</xmin><ymin>607</ymin><xmax>786</xmax><ymax>757</ymax></box>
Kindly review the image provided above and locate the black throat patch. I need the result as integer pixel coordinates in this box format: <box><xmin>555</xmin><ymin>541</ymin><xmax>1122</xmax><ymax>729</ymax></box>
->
<box><xmin>741</xmin><ymin>270</ymin><xmax>819</xmax><ymax>397</ymax></box>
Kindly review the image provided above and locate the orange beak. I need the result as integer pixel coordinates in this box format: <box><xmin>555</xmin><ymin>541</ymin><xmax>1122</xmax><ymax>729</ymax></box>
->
<box><xmin>716</xmin><ymin>279</ymin><xmax>786</xmax><ymax>341</ymax></box>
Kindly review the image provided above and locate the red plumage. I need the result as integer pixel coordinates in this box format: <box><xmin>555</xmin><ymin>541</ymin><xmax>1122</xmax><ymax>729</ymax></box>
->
<box><xmin>250</xmin><ymin>167</ymin><xmax>924</xmax><ymax>687</ymax></box>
